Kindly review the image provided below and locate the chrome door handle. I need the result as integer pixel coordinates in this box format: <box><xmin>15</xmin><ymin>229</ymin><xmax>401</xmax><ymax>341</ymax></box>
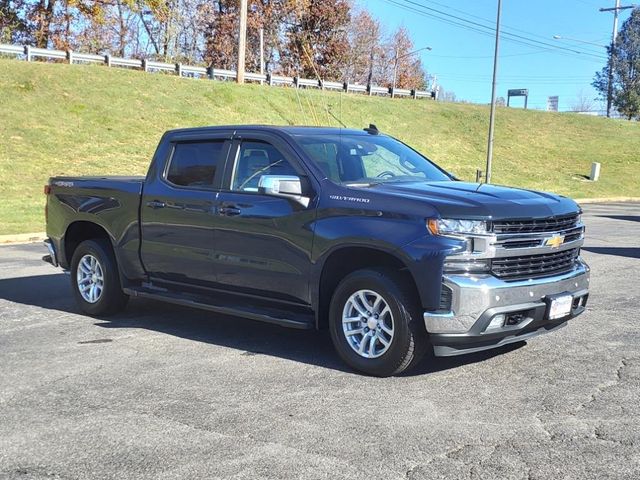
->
<box><xmin>146</xmin><ymin>200</ymin><xmax>166</xmax><ymax>209</ymax></box>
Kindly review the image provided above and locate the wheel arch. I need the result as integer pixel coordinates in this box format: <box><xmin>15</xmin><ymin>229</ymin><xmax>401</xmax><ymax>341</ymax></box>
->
<box><xmin>63</xmin><ymin>221</ymin><xmax>113</xmax><ymax>268</ymax></box>
<box><xmin>315</xmin><ymin>245</ymin><xmax>421</xmax><ymax>330</ymax></box>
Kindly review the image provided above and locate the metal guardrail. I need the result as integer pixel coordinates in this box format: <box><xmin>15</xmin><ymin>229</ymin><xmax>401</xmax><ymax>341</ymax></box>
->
<box><xmin>0</xmin><ymin>43</ymin><xmax>437</xmax><ymax>100</ymax></box>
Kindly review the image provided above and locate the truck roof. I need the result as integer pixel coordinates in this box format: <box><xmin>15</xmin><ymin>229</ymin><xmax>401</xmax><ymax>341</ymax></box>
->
<box><xmin>164</xmin><ymin>125</ymin><xmax>373</xmax><ymax>137</ymax></box>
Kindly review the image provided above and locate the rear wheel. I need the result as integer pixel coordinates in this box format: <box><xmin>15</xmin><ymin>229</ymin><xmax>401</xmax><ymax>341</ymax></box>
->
<box><xmin>70</xmin><ymin>239</ymin><xmax>128</xmax><ymax>316</ymax></box>
<box><xmin>329</xmin><ymin>268</ymin><xmax>427</xmax><ymax>377</ymax></box>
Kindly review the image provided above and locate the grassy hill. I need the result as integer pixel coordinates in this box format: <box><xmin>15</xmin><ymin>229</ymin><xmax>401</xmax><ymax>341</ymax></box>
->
<box><xmin>1</xmin><ymin>57</ymin><xmax>638</xmax><ymax>235</ymax></box>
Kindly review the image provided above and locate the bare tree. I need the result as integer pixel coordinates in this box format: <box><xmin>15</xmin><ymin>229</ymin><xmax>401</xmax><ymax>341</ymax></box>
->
<box><xmin>377</xmin><ymin>26</ymin><xmax>427</xmax><ymax>89</ymax></box>
<box><xmin>571</xmin><ymin>89</ymin><xmax>595</xmax><ymax>112</ymax></box>
<box><xmin>342</xmin><ymin>8</ymin><xmax>382</xmax><ymax>84</ymax></box>
<box><xmin>438</xmin><ymin>88</ymin><xmax>457</xmax><ymax>102</ymax></box>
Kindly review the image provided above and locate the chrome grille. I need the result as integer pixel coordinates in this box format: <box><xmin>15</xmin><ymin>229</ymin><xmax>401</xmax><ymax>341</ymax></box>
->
<box><xmin>492</xmin><ymin>213</ymin><xmax>579</xmax><ymax>234</ymax></box>
<box><xmin>491</xmin><ymin>248</ymin><xmax>580</xmax><ymax>280</ymax></box>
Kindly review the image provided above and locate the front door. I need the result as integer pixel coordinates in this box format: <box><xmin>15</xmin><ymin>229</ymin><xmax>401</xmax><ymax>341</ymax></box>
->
<box><xmin>213</xmin><ymin>133</ymin><xmax>317</xmax><ymax>304</ymax></box>
<box><xmin>140</xmin><ymin>133</ymin><xmax>231</xmax><ymax>287</ymax></box>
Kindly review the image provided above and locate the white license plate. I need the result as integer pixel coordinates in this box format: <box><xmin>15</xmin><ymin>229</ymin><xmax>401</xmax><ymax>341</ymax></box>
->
<box><xmin>548</xmin><ymin>295</ymin><xmax>573</xmax><ymax>320</ymax></box>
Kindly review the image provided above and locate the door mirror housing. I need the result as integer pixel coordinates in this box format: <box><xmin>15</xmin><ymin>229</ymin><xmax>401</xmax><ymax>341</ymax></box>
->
<box><xmin>258</xmin><ymin>175</ymin><xmax>310</xmax><ymax>207</ymax></box>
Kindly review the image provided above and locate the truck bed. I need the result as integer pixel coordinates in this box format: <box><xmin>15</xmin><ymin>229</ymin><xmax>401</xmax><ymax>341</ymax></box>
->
<box><xmin>46</xmin><ymin>175</ymin><xmax>146</xmax><ymax>279</ymax></box>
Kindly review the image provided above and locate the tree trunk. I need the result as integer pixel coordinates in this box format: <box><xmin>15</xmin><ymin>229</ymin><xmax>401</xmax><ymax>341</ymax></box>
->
<box><xmin>117</xmin><ymin>0</ymin><xmax>127</xmax><ymax>57</ymax></box>
<box><xmin>35</xmin><ymin>0</ymin><xmax>56</xmax><ymax>48</ymax></box>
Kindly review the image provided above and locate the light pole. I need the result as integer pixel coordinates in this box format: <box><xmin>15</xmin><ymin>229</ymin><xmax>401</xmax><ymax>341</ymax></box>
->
<box><xmin>485</xmin><ymin>0</ymin><xmax>502</xmax><ymax>184</ymax></box>
<box><xmin>237</xmin><ymin>0</ymin><xmax>247</xmax><ymax>83</ymax></box>
<box><xmin>552</xmin><ymin>35</ymin><xmax>607</xmax><ymax>48</ymax></box>
<box><xmin>392</xmin><ymin>46</ymin><xmax>432</xmax><ymax>98</ymax></box>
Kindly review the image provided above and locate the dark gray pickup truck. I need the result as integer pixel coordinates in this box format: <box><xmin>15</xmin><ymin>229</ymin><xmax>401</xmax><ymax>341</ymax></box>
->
<box><xmin>44</xmin><ymin>125</ymin><xmax>590</xmax><ymax>376</ymax></box>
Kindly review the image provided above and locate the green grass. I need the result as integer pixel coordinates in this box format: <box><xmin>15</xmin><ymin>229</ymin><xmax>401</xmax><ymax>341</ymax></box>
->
<box><xmin>1</xmin><ymin>58</ymin><xmax>639</xmax><ymax>234</ymax></box>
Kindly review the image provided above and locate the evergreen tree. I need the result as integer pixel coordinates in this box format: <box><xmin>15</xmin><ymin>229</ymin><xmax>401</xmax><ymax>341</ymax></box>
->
<box><xmin>593</xmin><ymin>8</ymin><xmax>640</xmax><ymax>120</ymax></box>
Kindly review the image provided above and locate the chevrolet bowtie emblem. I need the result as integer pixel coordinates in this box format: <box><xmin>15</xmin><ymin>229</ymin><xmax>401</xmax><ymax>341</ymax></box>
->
<box><xmin>545</xmin><ymin>235</ymin><xmax>565</xmax><ymax>248</ymax></box>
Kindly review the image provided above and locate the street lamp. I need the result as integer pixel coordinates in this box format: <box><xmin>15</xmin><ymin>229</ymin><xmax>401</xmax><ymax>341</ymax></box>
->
<box><xmin>554</xmin><ymin>34</ymin><xmax>610</xmax><ymax>116</ymax></box>
<box><xmin>392</xmin><ymin>46</ymin><xmax>432</xmax><ymax>97</ymax></box>
<box><xmin>552</xmin><ymin>35</ymin><xmax>606</xmax><ymax>48</ymax></box>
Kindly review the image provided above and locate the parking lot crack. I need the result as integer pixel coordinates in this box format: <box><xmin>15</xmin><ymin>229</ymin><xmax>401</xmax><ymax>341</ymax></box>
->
<box><xmin>573</xmin><ymin>358</ymin><xmax>628</xmax><ymax>414</ymax></box>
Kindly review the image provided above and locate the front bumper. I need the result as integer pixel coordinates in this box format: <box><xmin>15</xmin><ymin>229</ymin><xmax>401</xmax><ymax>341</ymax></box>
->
<box><xmin>424</xmin><ymin>259</ymin><xmax>590</xmax><ymax>356</ymax></box>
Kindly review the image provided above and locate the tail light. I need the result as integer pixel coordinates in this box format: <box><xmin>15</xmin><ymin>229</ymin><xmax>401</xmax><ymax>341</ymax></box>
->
<box><xmin>44</xmin><ymin>185</ymin><xmax>52</xmax><ymax>195</ymax></box>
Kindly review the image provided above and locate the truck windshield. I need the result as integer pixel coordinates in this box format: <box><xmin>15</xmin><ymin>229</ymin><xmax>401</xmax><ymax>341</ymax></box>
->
<box><xmin>294</xmin><ymin>133</ymin><xmax>451</xmax><ymax>185</ymax></box>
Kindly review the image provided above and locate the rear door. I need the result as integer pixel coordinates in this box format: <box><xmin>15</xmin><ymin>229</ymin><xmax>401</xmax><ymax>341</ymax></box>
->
<box><xmin>140</xmin><ymin>132</ymin><xmax>231</xmax><ymax>287</ymax></box>
<box><xmin>212</xmin><ymin>131</ymin><xmax>317</xmax><ymax>304</ymax></box>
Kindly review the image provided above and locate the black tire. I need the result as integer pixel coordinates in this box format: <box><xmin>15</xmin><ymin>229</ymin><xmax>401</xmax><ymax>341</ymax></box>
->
<box><xmin>70</xmin><ymin>239</ymin><xmax>128</xmax><ymax>316</ymax></box>
<box><xmin>329</xmin><ymin>268</ymin><xmax>428</xmax><ymax>377</ymax></box>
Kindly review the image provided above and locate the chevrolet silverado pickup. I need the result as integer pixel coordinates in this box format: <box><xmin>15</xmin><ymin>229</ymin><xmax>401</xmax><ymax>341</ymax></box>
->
<box><xmin>44</xmin><ymin>125</ymin><xmax>590</xmax><ymax>376</ymax></box>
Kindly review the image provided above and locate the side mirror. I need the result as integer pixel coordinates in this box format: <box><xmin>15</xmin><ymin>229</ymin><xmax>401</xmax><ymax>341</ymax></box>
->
<box><xmin>258</xmin><ymin>175</ymin><xmax>310</xmax><ymax>207</ymax></box>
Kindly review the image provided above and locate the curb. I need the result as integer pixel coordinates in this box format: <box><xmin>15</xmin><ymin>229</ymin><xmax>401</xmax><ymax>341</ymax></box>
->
<box><xmin>0</xmin><ymin>232</ymin><xmax>46</xmax><ymax>245</ymax></box>
<box><xmin>575</xmin><ymin>197</ymin><xmax>640</xmax><ymax>204</ymax></box>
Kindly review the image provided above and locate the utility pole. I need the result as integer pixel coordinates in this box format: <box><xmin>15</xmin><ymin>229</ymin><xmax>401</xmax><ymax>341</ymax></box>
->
<box><xmin>237</xmin><ymin>0</ymin><xmax>247</xmax><ymax>84</ymax></box>
<box><xmin>600</xmin><ymin>1</ymin><xmax>635</xmax><ymax>117</ymax></box>
<box><xmin>485</xmin><ymin>0</ymin><xmax>502</xmax><ymax>184</ymax></box>
<box><xmin>606</xmin><ymin>0</ymin><xmax>620</xmax><ymax>117</ymax></box>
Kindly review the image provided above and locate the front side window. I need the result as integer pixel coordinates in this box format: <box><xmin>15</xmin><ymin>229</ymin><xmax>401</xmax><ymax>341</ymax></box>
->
<box><xmin>231</xmin><ymin>140</ymin><xmax>297</xmax><ymax>192</ymax></box>
<box><xmin>294</xmin><ymin>134</ymin><xmax>451</xmax><ymax>184</ymax></box>
<box><xmin>166</xmin><ymin>141</ymin><xmax>225</xmax><ymax>188</ymax></box>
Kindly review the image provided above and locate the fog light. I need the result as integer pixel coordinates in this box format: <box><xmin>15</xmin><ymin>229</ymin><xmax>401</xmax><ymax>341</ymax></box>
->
<box><xmin>443</xmin><ymin>259</ymin><xmax>490</xmax><ymax>273</ymax></box>
<box><xmin>486</xmin><ymin>314</ymin><xmax>505</xmax><ymax>331</ymax></box>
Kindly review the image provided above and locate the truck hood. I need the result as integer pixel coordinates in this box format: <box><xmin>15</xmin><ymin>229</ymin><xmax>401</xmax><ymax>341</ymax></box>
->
<box><xmin>366</xmin><ymin>181</ymin><xmax>579</xmax><ymax>219</ymax></box>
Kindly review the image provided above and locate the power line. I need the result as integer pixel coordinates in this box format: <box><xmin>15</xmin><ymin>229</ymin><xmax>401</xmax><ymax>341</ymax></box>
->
<box><xmin>427</xmin><ymin>50</ymin><xmax>548</xmax><ymax>59</ymax></box>
<box><xmin>395</xmin><ymin>0</ymin><xmax>608</xmax><ymax>59</ymax></box>
<box><xmin>434</xmin><ymin>79</ymin><xmax>597</xmax><ymax>85</ymax></box>
<box><xmin>380</xmin><ymin>0</ymin><xmax>608</xmax><ymax>62</ymax></box>
<box><xmin>431</xmin><ymin>72</ymin><xmax>594</xmax><ymax>78</ymax></box>
<box><xmin>417</xmin><ymin>0</ymin><xmax>608</xmax><ymax>57</ymax></box>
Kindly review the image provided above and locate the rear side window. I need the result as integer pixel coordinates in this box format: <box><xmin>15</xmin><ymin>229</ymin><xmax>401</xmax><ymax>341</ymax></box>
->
<box><xmin>166</xmin><ymin>141</ymin><xmax>225</xmax><ymax>188</ymax></box>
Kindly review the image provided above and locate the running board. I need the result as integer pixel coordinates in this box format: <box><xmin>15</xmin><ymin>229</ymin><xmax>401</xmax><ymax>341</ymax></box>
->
<box><xmin>123</xmin><ymin>287</ymin><xmax>314</xmax><ymax>330</ymax></box>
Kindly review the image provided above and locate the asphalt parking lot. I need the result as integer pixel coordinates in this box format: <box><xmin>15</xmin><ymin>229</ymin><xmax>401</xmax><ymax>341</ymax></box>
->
<box><xmin>0</xmin><ymin>203</ymin><xmax>638</xmax><ymax>480</ymax></box>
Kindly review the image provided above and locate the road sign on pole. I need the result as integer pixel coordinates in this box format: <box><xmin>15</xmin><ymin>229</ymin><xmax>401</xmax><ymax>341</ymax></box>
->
<box><xmin>547</xmin><ymin>96</ymin><xmax>559</xmax><ymax>112</ymax></box>
<box><xmin>507</xmin><ymin>89</ymin><xmax>529</xmax><ymax>109</ymax></box>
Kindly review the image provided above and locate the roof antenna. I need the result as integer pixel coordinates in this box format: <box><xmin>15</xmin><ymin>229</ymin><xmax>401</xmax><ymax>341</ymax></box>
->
<box><xmin>364</xmin><ymin>124</ymin><xmax>379</xmax><ymax>135</ymax></box>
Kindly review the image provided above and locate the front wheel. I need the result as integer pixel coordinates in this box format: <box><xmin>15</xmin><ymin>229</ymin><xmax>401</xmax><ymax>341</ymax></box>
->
<box><xmin>70</xmin><ymin>239</ymin><xmax>128</xmax><ymax>316</ymax></box>
<box><xmin>329</xmin><ymin>268</ymin><xmax>427</xmax><ymax>377</ymax></box>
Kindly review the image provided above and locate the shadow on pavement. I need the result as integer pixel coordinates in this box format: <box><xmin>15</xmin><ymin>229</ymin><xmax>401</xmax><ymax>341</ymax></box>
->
<box><xmin>582</xmin><ymin>246</ymin><xmax>640</xmax><ymax>259</ymax></box>
<box><xmin>0</xmin><ymin>273</ymin><xmax>525</xmax><ymax>376</ymax></box>
<box><xmin>596</xmin><ymin>215</ymin><xmax>640</xmax><ymax>223</ymax></box>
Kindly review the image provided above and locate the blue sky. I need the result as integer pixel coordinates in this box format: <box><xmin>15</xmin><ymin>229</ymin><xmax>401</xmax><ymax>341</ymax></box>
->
<box><xmin>365</xmin><ymin>0</ymin><xmax>633</xmax><ymax>111</ymax></box>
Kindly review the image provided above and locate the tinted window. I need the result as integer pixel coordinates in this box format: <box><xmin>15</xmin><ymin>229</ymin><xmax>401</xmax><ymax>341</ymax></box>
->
<box><xmin>231</xmin><ymin>140</ymin><xmax>297</xmax><ymax>192</ymax></box>
<box><xmin>295</xmin><ymin>134</ymin><xmax>451</xmax><ymax>184</ymax></box>
<box><xmin>167</xmin><ymin>141</ymin><xmax>225</xmax><ymax>188</ymax></box>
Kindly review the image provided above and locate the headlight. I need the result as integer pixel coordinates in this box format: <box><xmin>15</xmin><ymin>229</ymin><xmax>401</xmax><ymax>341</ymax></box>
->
<box><xmin>427</xmin><ymin>218</ymin><xmax>488</xmax><ymax>236</ymax></box>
